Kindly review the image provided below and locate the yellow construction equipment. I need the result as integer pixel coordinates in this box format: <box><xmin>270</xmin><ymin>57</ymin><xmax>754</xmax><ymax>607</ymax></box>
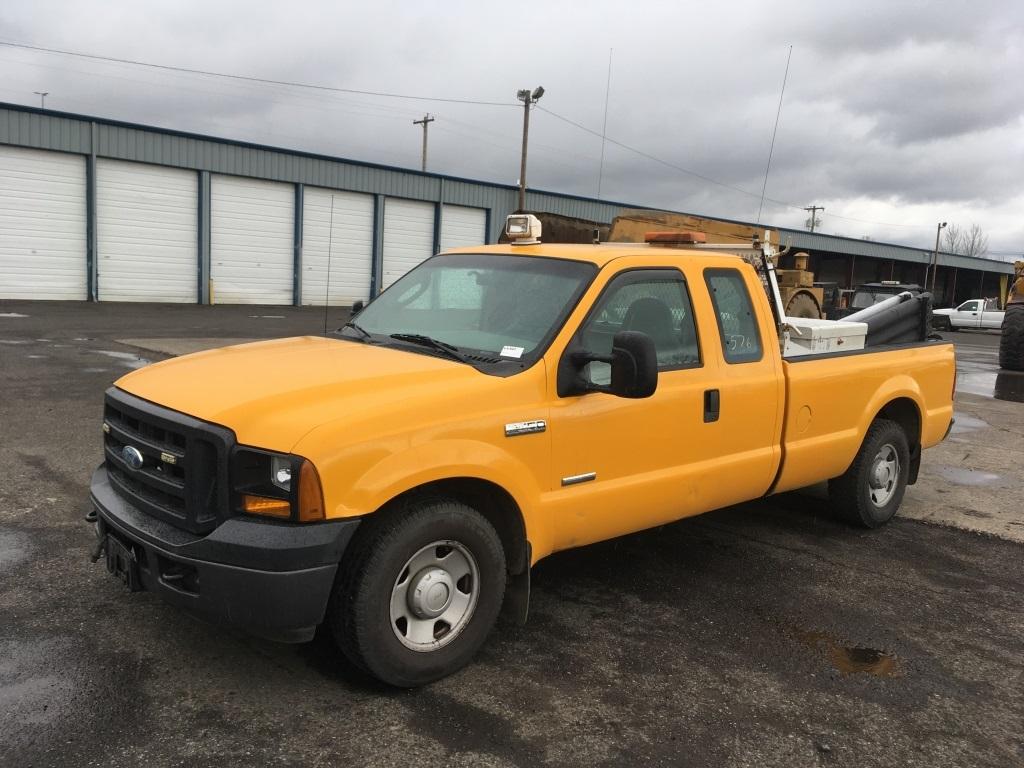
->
<box><xmin>609</xmin><ymin>210</ymin><xmax>824</xmax><ymax>318</ymax></box>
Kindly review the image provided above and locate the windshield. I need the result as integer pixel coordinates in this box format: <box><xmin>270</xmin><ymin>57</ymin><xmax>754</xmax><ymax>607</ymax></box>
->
<box><xmin>342</xmin><ymin>254</ymin><xmax>597</xmax><ymax>367</ymax></box>
<box><xmin>851</xmin><ymin>290</ymin><xmax>894</xmax><ymax>309</ymax></box>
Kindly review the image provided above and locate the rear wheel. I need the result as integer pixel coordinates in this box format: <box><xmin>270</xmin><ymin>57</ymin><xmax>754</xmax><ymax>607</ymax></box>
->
<box><xmin>329</xmin><ymin>498</ymin><xmax>506</xmax><ymax>687</ymax></box>
<box><xmin>828</xmin><ymin>419</ymin><xmax>910</xmax><ymax>528</ymax></box>
<box><xmin>999</xmin><ymin>304</ymin><xmax>1024</xmax><ymax>371</ymax></box>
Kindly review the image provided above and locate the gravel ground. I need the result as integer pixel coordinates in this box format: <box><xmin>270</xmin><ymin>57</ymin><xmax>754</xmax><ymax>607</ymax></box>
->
<box><xmin>1</xmin><ymin>301</ymin><xmax>1022</xmax><ymax>768</ymax></box>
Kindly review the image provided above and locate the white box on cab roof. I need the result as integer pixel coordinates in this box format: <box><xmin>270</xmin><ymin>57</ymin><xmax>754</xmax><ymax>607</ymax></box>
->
<box><xmin>783</xmin><ymin>317</ymin><xmax>868</xmax><ymax>358</ymax></box>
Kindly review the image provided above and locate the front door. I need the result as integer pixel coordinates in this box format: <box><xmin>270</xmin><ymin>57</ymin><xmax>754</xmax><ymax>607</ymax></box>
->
<box><xmin>547</xmin><ymin>267</ymin><xmax>710</xmax><ymax>550</ymax></box>
<box><xmin>954</xmin><ymin>300</ymin><xmax>981</xmax><ymax>328</ymax></box>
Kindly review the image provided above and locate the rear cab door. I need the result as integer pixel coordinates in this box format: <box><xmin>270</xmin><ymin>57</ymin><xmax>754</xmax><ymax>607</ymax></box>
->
<box><xmin>543</xmin><ymin>252</ymin><xmax>784</xmax><ymax>552</ymax></box>
<box><xmin>979</xmin><ymin>299</ymin><xmax>1003</xmax><ymax>329</ymax></box>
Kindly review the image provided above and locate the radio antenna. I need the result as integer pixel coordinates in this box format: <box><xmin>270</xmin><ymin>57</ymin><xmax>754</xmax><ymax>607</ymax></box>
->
<box><xmin>323</xmin><ymin>194</ymin><xmax>336</xmax><ymax>335</ymax></box>
<box><xmin>755</xmin><ymin>45</ymin><xmax>792</xmax><ymax>226</ymax></box>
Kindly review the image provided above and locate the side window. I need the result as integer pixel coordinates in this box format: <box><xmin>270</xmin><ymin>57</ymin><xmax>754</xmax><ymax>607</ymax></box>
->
<box><xmin>576</xmin><ymin>270</ymin><xmax>700</xmax><ymax>385</ymax></box>
<box><xmin>959</xmin><ymin>300</ymin><xmax>979</xmax><ymax>312</ymax></box>
<box><xmin>704</xmin><ymin>269</ymin><xmax>763</xmax><ymax>363</ymax></box>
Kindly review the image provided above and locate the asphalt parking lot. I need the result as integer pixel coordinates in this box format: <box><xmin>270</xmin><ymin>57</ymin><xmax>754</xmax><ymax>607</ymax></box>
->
<box><xmin>2</xmin><ymin>301</ymin><xmax>1023</xmax><ymax>768</ymax></box>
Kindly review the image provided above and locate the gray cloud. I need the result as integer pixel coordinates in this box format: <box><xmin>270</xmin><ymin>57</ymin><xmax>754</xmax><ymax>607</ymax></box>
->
<box><xmin>1</xmin><ymin>0</ymin><xmax>1021</xmax><ymax>254</ymax></box>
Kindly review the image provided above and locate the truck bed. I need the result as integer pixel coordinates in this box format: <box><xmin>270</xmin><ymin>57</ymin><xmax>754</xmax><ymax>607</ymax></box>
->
<box><xmin>772</xmin><ymin>341</ymin><xmax>955</xmax><ymax>494</ymax></box>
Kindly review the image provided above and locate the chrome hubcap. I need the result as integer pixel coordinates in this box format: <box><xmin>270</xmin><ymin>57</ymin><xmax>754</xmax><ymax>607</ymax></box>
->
<box><xmin>868</xmin><ymin>443</ymin><xmax>900</xmax><ymax>507</ymax></box>
<box><xmin>391</xmin><ymin>541</ymin><xmax>479</xmax><ymax>652</ymax></box>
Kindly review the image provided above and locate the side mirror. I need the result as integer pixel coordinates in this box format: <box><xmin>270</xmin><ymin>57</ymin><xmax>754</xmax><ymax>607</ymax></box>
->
<box><xmin>609</xmin><ymin>331</ymin><xmax>658</xmax><ymax>398</ymax></box>
<box><xmin>558</xmin><ymin>330</ymin><xmax>658</xmax><ymax>399</ymax></box>
<box><xmin>350</xmin><ymin>300</ymin><xmax>365</xmax><ymax>316</ymax></box>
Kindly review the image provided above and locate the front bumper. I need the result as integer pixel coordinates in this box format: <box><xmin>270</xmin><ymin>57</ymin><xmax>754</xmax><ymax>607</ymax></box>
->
<box><xmin>90</xmin><ymin>465</ymin><xmax>360</xmax><ymax>642</ymax></box>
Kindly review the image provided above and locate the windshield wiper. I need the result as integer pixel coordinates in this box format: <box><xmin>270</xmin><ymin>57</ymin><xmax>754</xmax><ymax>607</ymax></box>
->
<box><xmin>388</xmin><ymin>333</ymin><xmax>472</xmax><ymax>364</ymax></box>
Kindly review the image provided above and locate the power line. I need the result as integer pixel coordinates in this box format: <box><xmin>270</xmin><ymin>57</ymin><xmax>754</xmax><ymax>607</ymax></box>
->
<box><xmin>0</xmin><ymin>39</ymin><xmax>518</xmax><ymax>107</ymax></box>
<box><xmin>537</xmin><ymin>105</ymin><xmax>938</xmax><ymax>232</ymax></box>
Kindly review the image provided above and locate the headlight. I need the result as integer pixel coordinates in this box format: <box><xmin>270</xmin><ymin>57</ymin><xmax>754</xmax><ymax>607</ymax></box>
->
<box><xmin>271</xmin><ymin>456</ymin><xmax>292</xmax><ymax>491</ymax></box>
<box><xmin>231</xmin><ymin>448</ymin><xmax>325</xmax><ymax>522</ymax></box>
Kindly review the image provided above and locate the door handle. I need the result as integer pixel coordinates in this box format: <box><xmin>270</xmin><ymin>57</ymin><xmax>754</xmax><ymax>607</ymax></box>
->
<box><xmin>704</xmin><ymin>389</ymin><xmax>720</xmax><ymax>423</ymax></box>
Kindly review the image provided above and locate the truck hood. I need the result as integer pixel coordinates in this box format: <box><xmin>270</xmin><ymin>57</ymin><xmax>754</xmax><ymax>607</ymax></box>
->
<box><xmin>115</xmin><ymin>336</ymin><xmax>486</xmax><ymax>451</ymax></box>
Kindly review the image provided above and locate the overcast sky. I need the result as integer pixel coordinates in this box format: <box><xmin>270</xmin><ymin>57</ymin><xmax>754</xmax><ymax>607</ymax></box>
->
<box><xmin>2</xmin><ymin>0</ymin><xmax>1022</xmax><ymax>257</ymax></box>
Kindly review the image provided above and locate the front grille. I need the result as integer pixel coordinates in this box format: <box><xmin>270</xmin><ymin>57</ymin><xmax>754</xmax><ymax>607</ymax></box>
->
<box><xmin>103</xmin><ymin>388</ymin><xmax>234</xmax><ymax>534</ymax></box>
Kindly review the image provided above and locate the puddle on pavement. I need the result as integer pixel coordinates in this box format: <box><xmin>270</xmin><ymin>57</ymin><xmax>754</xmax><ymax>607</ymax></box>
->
<box><xmin>950</xmin><ymin>412</ymin><xmax>988</xmax><ymax>435</ymax></box>
<box><xmin>934</xmin><ymin>465</ymin><xmax>1004</xmax><ymax>487</ymax></box>
<box><xmin>796</xmin><ymin>630</ymin><xmax>900</xmax><ymax>677</ymax></box>
<box><xmin>96</xmin><ymin>350</ymin><xmax>151</xmax><ymax>370</ymax></box>
<box><xmin>956</xmin><ymin>369</ymin><xmax>1024</xmax><ymax>403</ymax></box>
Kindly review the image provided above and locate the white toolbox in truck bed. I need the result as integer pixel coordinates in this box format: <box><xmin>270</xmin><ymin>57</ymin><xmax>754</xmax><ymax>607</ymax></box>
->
<box><xmin>783</xmin><ymin>317</ymin><xmax>868</xmax><ymax>357</ymax></box>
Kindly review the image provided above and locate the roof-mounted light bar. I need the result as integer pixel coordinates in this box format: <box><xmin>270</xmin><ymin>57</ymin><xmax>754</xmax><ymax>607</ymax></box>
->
<box><xmin>506</xmin><ymin>214</ymin><xmax>542</xmax><ymax>245</ymax></box>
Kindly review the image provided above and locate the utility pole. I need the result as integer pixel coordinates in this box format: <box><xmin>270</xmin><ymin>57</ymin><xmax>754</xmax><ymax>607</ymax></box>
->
<box><xmin>929</xmin><ymin>221</ymin><xmax>947</xmax><ymax>294</ymax></box>
<box><xmin>412</xmin><ymin>114</ymin><xmax>434</xmax><ymax>172</ymax></box>
<box><xmin>803</xmin><ymin>205</ymin><xmax>824</xmax><ymax>233</ymax></box>
<box><xmin>516</xmin><ymin>86</ymin><xmax>544</xmax><ymax>211</ymax></box>
<box><xmin>33</xmin><ymin>91</ymin><xmax>48</xmax><ymax>109</ymax></box>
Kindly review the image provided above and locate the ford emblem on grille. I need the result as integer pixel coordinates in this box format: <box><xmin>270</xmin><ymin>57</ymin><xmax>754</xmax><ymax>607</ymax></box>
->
<box><xmin>122</xmin><ymin>445</ymin><xmax>145</xmax><ymax>470</ymax></box>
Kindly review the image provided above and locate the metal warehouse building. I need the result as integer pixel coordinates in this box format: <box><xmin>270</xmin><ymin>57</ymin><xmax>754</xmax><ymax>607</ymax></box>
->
<box><xmin>0</xmin><ymin>101</ymin><xmax>1014</xmax><ymax>306</ymax></box>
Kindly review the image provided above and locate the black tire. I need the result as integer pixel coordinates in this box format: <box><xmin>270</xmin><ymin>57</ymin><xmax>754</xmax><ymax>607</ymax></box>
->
<box><xmin>999</xmin><ymin>304</ymin><xmax>1024</xmax><ymax>371</ymax></box>
<box><xmin>329</xmin><ymin>498</ymin><xmax>506</xmax><ymax>687</ymax></box>
<box><xmin>828</xmin><ymin>419</ymin><xmax>910</xmax><ymax>528</ymax></box>
<box><xmin>933</xmin><ymin>315</ymin><xmax>952</xmax><ymax>331</ymax></box>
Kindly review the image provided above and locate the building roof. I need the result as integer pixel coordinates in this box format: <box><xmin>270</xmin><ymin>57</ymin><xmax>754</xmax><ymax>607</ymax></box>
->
<box><xmin>0</xmin><ymin>100</ymin><xmax>1013</xmax><ymax>275</ymax></box>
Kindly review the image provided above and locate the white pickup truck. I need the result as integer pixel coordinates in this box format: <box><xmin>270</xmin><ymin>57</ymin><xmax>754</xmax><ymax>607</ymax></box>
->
<box><xmin>933</xmin><ymin>299</ymin><xmax>1004</xmax><ymax>330</ymax></box>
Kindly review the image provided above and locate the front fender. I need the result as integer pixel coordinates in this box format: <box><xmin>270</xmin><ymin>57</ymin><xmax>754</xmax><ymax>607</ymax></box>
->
<box><xmin>324</xmin><ymin>438</ymin><xmax>552</xmax><ymax>562</ymax></box>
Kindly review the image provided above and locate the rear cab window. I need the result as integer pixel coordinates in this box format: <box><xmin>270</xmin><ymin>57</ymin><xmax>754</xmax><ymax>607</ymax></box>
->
<box><xmin>703</xmin><ymin>268</ymin><xmax>763</xmax><ymax>363</ymax></box>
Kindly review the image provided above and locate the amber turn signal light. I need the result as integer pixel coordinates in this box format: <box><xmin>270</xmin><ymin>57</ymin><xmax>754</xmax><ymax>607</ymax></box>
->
<box><xmin>297</xmin><ymin>460</ymin><xmax>325</xmax><ymax>522</ymax></box>
<box><xmin>242</xmin><ymin>494</ymin><xmax>291</xmax><ymax>518</ymax></box>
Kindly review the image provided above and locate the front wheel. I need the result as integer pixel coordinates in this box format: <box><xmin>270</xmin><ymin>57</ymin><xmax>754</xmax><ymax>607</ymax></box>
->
<box><xmin>329</xmin><ymin>498</ymin><xmax>506</xmax><ymax>687</ymax></box>
<box><xmin>828</xmin><ymin>419</ymin><xmax>910</xmax><ymax>528</ymax></box>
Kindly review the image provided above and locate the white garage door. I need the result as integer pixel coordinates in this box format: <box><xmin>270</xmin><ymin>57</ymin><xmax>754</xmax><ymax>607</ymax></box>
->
<box><xmin>302</xmin><ymin>188</ymin><xmax>374</xmax><ymax>305</ymax></box>
<box><xmin>0</xmin><ymin>146</ymin><xmax>87</xmax><ymax>300</ymax></box>
<box><xmin>440</xmin><ymin>205</ymin><xmax>486</xmax><ymax>251</ymax></box>
<box><xmin>210</xmin><ymin>175</ymin><xmax>294</xmax><ymax>304</ymax></box>
<box><xmin>97</xmin><ymin>160</ymin><xmax>198</xmax><ymax>302</ymax></box>
<box><xmin>382</xmin><ymin>198</ymin><xmax>435</xmax><ymax>289</ymax></box>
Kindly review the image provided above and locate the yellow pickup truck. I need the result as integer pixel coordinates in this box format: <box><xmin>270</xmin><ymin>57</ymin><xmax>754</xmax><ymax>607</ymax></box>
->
<box><xmin>89</xmin><ymin>217</ymin><xmax>955</xmax><ymax>686</ymax></box>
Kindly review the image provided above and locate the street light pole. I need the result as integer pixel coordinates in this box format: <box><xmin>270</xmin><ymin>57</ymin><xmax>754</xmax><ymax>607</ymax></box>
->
<box><xmin>929</xmin><ymin>221</ymin><xmax>947</xmax><ymax>294</ymax></box>
<box><xmin>33</xmin><ymin>91</ymin><xmax>48</xmax><ymax>109</ymax></box>
<box><xmin>517</xmin><ymin>86</ymin><xmax>544</xmax><ymax>212</ymax></box>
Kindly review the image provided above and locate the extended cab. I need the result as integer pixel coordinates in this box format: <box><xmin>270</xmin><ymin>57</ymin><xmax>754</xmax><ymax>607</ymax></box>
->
<box><xmin>89</xmin><ymin>218</ymin><xmax>955</xmax><ymax>686</ymax></box>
